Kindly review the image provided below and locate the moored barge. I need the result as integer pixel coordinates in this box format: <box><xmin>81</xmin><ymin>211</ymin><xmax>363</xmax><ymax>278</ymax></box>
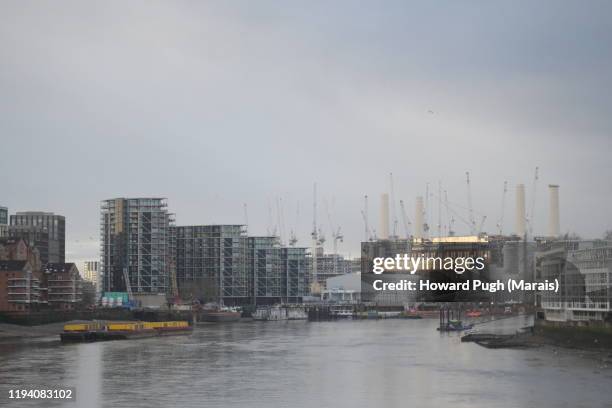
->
<box><xmin>60</xmin><ymin>321</ymin><xmax>192</xmax><ymax>343</ymax></box>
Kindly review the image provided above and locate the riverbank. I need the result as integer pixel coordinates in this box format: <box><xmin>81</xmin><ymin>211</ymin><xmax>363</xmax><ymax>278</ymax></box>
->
<box><xmin>0</xmin><ymin>322</ymin><xmax>66</xmax><ymax>341</ymax></box>
<box><xmin>532</xmin><ymin>318</ymin><xmax>612</xmax><ymax>350</ymax></box>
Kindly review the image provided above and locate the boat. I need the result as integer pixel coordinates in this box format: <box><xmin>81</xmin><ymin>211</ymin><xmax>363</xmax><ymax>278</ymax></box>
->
<box><xmin>200</xmin><ymin>305</ymin><xmax>241</xmax><ymax>322</ymax></box>
<box><xmin>60</xmin><ymin>321</ymin><xmax>192</xmax><ymax>343</ymax></box>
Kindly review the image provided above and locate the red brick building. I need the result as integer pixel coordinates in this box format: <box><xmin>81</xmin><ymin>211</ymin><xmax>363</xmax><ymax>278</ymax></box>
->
<box><xmin>0</xmin><ymin>260</ymin><xmax>42</xmax><ymax>314</ymax></box>
<box><xmin>0</xmin><ymin>238</ymin><xmax>83</xmax><ymax>314</ymax></box>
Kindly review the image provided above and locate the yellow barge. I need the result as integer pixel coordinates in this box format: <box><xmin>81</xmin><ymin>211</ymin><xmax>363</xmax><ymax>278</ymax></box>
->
<box><xmin>60</xmin><ymin>321</ymin><xmax>192</xmax><ymax>343</ymax></box>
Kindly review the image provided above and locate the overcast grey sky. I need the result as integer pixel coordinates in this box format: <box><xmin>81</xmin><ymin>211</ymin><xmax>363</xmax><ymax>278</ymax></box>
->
<box><xmin>1</xmin><ymin>1</ymin><xmax>611</xmax><ymax>263</ymax></box>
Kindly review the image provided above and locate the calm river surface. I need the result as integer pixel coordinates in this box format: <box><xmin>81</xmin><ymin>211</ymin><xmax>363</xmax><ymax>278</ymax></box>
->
<box><xmin>1</xmin><ymin>317</ymin><xmax>611</xmax><ymax>408</ymax></box>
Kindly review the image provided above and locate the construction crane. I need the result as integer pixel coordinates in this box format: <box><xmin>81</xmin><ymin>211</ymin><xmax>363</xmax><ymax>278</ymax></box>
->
<box><xmin>360</xmin><ymin>210</ymin><xmax>373</xmax><ymax>241</ymax></box>
<box><xmin>399</xmin><ymin>199</ymin><xmax>411</xmax><ymax>238</ymax></box>
<box><xmin>276</xmin><ymin>197</ymin><xmax>286</xmax><ymax>245</ymax></box>
<box><xmin>122</xmin><ymin>267</ymin><xmax>133</xmax><ymax>302</ymax></box>
<box><xmin>243</xmin><ymin>203</ymin><xmax>248</xmax><ymax>234</ymax></box>
<box><xmin>267</xmin><ymin>199</ymin><xmax>274</xmax><ymax>236</ymax></box>
<box><xmin>424</xmin><ymin>183</ymin><xmax>430</xmax><ymax>237</ymax></box>
<box><xmin>437</xmin><ymin>181</ymin><xmax>442</xmax><ymax>238</ymax></box>
<box><xmin>444</xmin><ymin>190</ymin><xmax>455</xmax><ymax>237</ymax></box>
<box><xmin>389</xmin><ymin>173</ymin><xmax>399</xmax><ymax>239</ymax></box>
<box><xmin>466</xmin><ymin>172</ymin><xmax>476</xmax><ymax>235</ymax></box>
<box><xmin>326</xmin><ymin>200</ymin><xmax>343</xmax><ymax>276</ymax></box>
<box><xmin>528</xmin><ymin>166</ymin><xmax>539</xmax><ymax>237</ymax></box>
<box><xmin>289</xmin><ymin>201</ymin><xmax>299</xmax><ymax>246</ymax></box>
<box><xmin>362</xmin><ymin>195</ymin><xmax>370</xmax><ymax>241</ymax></box>
<box><xmin>311</xmin><ymin>183</ymin><xmax>320</xmax><ymax>295</ymax></box>
<box><xmin>477</xmin><ymin>215</ymin><xmax>487</xmax><ymax>236</ymax></box>
<box><xmin>496</xmin><ymin>181</ymin><xmax>508</xmax><ymax>235</ymax></box>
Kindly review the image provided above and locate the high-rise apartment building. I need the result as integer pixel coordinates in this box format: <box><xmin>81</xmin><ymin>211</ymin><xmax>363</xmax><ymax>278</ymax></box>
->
<box><xmin>100</xmin><ymin>198</ymin><xmax>173</xmax><ymax>296</ymax></box>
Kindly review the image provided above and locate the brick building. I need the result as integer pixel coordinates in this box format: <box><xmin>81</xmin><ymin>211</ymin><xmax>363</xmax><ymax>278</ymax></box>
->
<box><xmin>45</xmin><ymin>263</ymin><xmax>83</xmax><ymax>310</ymax></box>
<box><xmin>0</xmin><ymin>260</ymin><xmax>42</xmax><ymax>314</ymax></box>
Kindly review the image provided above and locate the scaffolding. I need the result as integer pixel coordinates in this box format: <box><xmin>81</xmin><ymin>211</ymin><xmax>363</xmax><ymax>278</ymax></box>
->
<box><xmin>100</xmin><ymin>198</ymin><xmax>171</xmax><ymax>295</ymax></box>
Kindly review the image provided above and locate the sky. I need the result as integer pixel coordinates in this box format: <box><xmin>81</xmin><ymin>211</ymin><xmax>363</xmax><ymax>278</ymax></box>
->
<box><xmin>1</xmin><ymin>1</ymin><xmax>611</xmax><ymax>264</ymax></box>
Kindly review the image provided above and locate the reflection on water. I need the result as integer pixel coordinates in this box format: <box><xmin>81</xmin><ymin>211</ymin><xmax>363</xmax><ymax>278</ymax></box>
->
<box><xmin>1</xmin><ymin>317</ymin><xmax>611</xmax><ymax>408</ymax></box>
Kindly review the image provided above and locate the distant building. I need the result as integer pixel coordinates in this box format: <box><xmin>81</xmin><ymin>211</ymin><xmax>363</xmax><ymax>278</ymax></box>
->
<box><xmin>82</xmin><ymin>260</ymin><xmax>99</xmax><ymax>299</ymax></box>
<box><xmin>0</xmin><ymin>206</ymin><xmax>7</xmax><ymax>225</ymax></box>
<box><xmin>0</xmin><ymin>206</ymin><xmax>7</xmax><ymax>238</ymax></box>
<box><xmin>81</xmin><ymin>261</ymin><xmax>98</xmax><ymax>285</ymax></box>
<box><xmin>307</xmin><ymin>247</ymin><xmax>353</xmax><ymax>289</ymax></box>
<box><xmin>322</xmin><ymin>272</ymin><xmax>361</xmax><ymax>303</ymax></box>
<box><xmin>45</xmin><ymin>263</ymin><xmax>83</xmax><ymax>310</ymax></box>
<box><xmin>9</xmin><ymin>211</ymin><xmax>65</xmax><ymax>264</ymax></box>
<box><xmin>100</xmin><ymin>198</ymin><xmax>174</xmax><ymax>298</ymax></box>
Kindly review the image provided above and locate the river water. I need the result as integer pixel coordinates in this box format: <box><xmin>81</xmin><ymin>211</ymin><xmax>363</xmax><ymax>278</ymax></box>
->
<box><xmin>1</xmin><ymin>317</ymin><xmax>611</xmax><ymax>408</ymax></box>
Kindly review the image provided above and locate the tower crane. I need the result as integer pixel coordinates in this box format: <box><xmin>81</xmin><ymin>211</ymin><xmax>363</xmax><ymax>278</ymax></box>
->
<box><xmin>326</xmin><ymin>200</ymin><xmax>343</xmax><ymax>276</ymax></box>
<box><xmin>477</xmin><ymin>215</ymin><xmax>487</xmax><ymax>236</ymax></box>
<box><xmin>311</xmin><ymin>183</ymin><xmax>320</xmax><ymax>295</ymax></box>
<box><xmin>466</xmin><ymin>171</ymin><xmax>476</xmax><ymax>235</ymax></box>
<box><xmin>496</xmin><ymin>181</ymin><xmax>508</xmax><ymax>235</ymax></box>
<box><xmin>289</xmin><ymin>201</ymin><xmax>299</xmax><ymax>246</ymax></box>
<box><xmin>399</xmin><ymin>200</ymin><xmax>411</xmax><ymax>238</ymax></box>
<box><xmin>389</xmin><ymin>173</ymin><xmax>399</xmax><ymax>239</ymax></box>
<box><xmin>362</xmin><ymin>195</ymin><xmax>370</xmax><ymax>241</ymax></box>
<box><xmin>243</xmin><ymin>203</ymin><xmax>248</xmax><ymax>234</ymax></box>
<box><xmin>444</xmin><ymin>190</ymin><xmax>455</xmax><ymax>237</ymax></box>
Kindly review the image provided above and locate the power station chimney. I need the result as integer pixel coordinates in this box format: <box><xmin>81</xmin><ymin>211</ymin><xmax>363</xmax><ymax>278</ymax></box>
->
<box><xmin>414</xmin><ymin>196</ymin><xmax>424</xmax><ymax>240</ymax></box>
<box><xmin>515</xmin><ymin>184</ymin><xmax>526</xmax><ymax>238</ymax></box>
<box><xmin>379</xmin><ymin>193</ymin><xmax>390</xmax><ymax>240</ymax></box>
<box><xmin>548</xmin><ymin>184</ymin><xmax>560</xmax><ymax>237</ymax></box>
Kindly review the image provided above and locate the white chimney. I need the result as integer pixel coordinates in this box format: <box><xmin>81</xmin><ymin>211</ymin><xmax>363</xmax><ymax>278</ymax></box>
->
<box><xmin>379</xmin><ymin>193</ymin><xmax>390</xmax><ymax>240</ymax></box>
<box><xmin>548</xmin><ymin>184</ymin><xmax>560</xmax><ymax>237</ymax></box>
<box><xmin>515</xmin><ymin>184</ymin><xmax>526</xmax><ymax>237</ymax></box>
<box><xmin>414</xmin><ymin>196</ymin><xmax>424</xmax><ymax>240</ymax></box>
